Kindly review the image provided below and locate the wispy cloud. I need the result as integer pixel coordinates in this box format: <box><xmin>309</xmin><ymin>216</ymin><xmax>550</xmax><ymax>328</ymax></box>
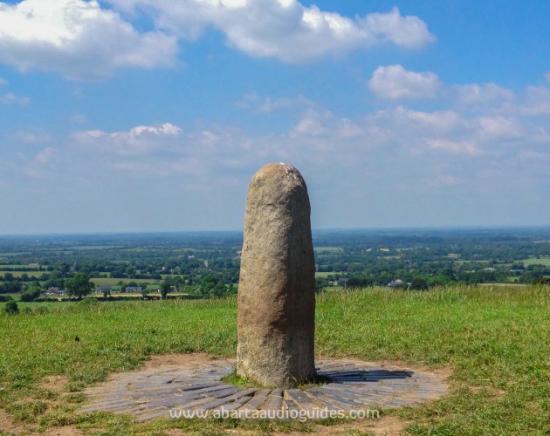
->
<box><xmin>74</xmin><ymin>123</ymin><xmax>183</xmax><ymax>156</ymax></box>
<box><xmin>23</xmin><ymin>147</ymin><xmax>57</xmax><ymax>178</ymax></box>
<box><xmin>0</xmin><ymin>92</ymin><xmax>30</xmax><ymax>105</ymax></box>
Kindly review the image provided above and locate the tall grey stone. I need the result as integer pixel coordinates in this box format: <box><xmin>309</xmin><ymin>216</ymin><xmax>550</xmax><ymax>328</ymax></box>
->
<box><xmin>237</xmin><ymin>163</ymin><xmax>316</xmax><ymax>388</ymax></box>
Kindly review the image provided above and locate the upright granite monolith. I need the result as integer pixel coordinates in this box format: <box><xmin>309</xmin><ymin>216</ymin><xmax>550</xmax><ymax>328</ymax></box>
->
<box><xmin>237</xmin><ymin>163</ymin><xmax>316</xmax><ymax>388</ymax></box>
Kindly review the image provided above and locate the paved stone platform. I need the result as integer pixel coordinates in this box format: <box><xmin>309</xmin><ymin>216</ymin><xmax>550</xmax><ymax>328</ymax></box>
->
<box><xmin>81</xmin><ymin>356</ymin><xmax>448</xmax><ymax>421</ymax></box>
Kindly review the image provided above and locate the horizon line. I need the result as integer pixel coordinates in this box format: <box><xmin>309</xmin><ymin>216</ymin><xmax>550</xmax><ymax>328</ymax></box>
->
<box><xmin>1</xmin><ymin>224</ymin><xmax>549</xmax><ymax>238</ymax></box>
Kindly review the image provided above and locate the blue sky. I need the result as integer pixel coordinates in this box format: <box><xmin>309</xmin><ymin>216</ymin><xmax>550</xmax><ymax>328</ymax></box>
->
<box><xmin>0</xmin><ymin>0</ymin><xmax>549</xmax><ymax>234</ymax></box>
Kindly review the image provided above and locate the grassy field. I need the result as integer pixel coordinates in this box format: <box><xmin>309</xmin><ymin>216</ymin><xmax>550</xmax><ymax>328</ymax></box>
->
<box><xmin>522</xmin><ymin>256</ymin><xmax>550</xmax><ymax>266</ymax></box>
<box><xmin>90</xmin><ymin>277</ymin><xmax>160</xmax><ymax>287</ymax></box>
<box><xmin>0</xmin><ymin>271</ymin><xmax>44</xmax><ymax>278</ymax></box>
<box><xmin>0</xmin><ymin>286</ymin><xmax>549</xmax><ymax>435</ymax></box>
<box><xmin>314</xmin><ymin>271</ymin><xmax>341</xmax><ymax>278</ymax></box>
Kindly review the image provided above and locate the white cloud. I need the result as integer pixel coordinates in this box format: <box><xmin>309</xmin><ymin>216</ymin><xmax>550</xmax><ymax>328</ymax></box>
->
<box><xmin>0</xmin><ymin>92</ymin><xmax>29</xmax><ymax>105</ymax></box>
<box><xmin>33</xmin><ymin>147</ymin><xmax>56</xmax><ymax>164</ymax></box>
<box><xmin>395</xmin><ymin>107</ymin><xmax>460</xmax><ymax>131</ymax></box>
<box><xmin>426</xmin><ymin>139</ymin><xmax>477</xmax><ymax>155</ymax></box>
<box><xmin>454</xmin><ymin>83</ymin><xmax>514</xmax><ymax>105</ymax></box>
<box><xmin>368</xmin><ymin>65</ymin><xmax>440</xmax><ymax>100</ymax></box>
<box><xmin>476</xmin><ymin>116</ymin><xmax>521</xmax><ymax>140</ymax></box>
<box><xmin>15</xmin><ymin>131</ymin><xmax>51</xmax><ymax>144</ymax></box>
<box><xmin>109</xmin><ymin>1</ymin><xmax>434</xmax><ymax>63</ymax></box>
<box><xmin>23</xmin><ymin>147</ymin><xmax>57</xmax><ymax>178</ymax></box>
<box><xmin>237</xmin><ymin>92</ymin><xmax>311</xmax><ymax>113</ymax></box>
<box><xmin>0</xmin><ymin>1</ymin><xmax>433</xmax><ymax>77</ymax></box>
<box><xmin>361</xmin><ymin>7</ymin><xmax>435</xmax><ymax>48</ymax></box>
<box><xmin>0</xmin><ymin>77</ymin><xmax>6</xmax><ymax>86</ymax></box>
<box><xmin>291</xmin><ymin>108</ymin><xmax>363</xmax><ymax>139</ymax></box>
<box><xmin>520</xmin><ymin>86</ymin><xmax>550</xmax><ymax>116</ymax></box>
<box><xmin>545</xmin><ymin>72</ymin><xmax>550</xmax><ymax>83</ymax></box>
<box><xmin>0</xmin><ymin>0</ymin><xmax>178</xmax><ymax>79</ymax></box>
<box><xmin>291</xmin><ymin>109</ymin><xmax>330</xmax><ymax>136</ymax></box>
<box><xmin>74</xmin><ymin>123</ymin><xmax>183</xmax><ymax>155</ymax></box>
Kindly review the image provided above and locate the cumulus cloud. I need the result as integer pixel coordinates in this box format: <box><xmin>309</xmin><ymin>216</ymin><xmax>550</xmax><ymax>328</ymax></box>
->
<box><xmin>368</xmin><ymin>65</ymin><xmax>441</xmax><ymax>100</ymax></box>
<box><xmin>109</xmin><ymin>1</ymin><xmax>434</xmax><ymax>63</ymax></box>
<box><xmin>361</xmin><ymin>7</ymin><xmax>435</xmax><ymax>48</ymax></box>
<box><xmin>0</xmin><ymin>0</ymin><xmax>178</xmax><ymax>79</ymax></box>
<box><xmin>0</xmin><ymin>1</ymin><xmax>433</xmax><ymax>77</ymax></box>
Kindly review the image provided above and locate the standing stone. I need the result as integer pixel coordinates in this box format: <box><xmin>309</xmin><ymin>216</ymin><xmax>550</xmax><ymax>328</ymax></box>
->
<box><xmin>237</xmin><ymin>163</ymin><xmax>316</xmax><ymax>388</ymax></box>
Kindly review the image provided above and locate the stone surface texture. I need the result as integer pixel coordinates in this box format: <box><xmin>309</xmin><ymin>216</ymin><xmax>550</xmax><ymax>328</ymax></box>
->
<box><xmin>81</xmin><ymin>357</ymin><xmax>449</xmax><ymax>421</ymax></box>
<box><xmin>237</xmin><ymin>163</ymin><xmax>316</xmax><ymax>387</ymax></box>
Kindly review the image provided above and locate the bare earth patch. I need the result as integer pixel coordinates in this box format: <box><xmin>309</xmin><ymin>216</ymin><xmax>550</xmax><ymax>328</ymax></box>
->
<box><xmin>40</xmin><ymin>375</ymin><xmax>70</xmax><ymax>395</ymax></box>
<box><xmin>43</xmin><ymin>426</ymin><xmax>84</xmax><ymax>436</ymax></box>
<box><xmin>1</xmin><ymin>407</ymin><xmax>83</xmax><ymax>436</ymax></box>
<box><xmin>299</xmin><ymin>415</ymin><xmax>409</xmax><ymax>435</ymax></box>
<box><xmin>142</xmin><ymin>353</ymin><xmax>230</xmax><ymax>370</ymax></box>
<box><xmin>0</xmin><ymin>408</ymin><xmax>22</xmax><ymax>434</ymax></box>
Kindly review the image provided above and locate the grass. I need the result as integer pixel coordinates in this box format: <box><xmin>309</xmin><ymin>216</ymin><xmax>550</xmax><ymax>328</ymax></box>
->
<box><xmin>222</xmin><ymin>371</ymin><xmax>331</xmax><ymax>390</ymax></box>
<box><xmin>0</xmin><ymin>286</ymin><xmax>549</xmax><ymax>434</ymax></box>
<box><xmin>222</xmin><ymin>371</ymin><xmax>263</xmax><ymax>389</ymax></box>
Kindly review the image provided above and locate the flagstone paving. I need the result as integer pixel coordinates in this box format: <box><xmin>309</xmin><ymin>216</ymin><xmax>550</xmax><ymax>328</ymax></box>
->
<box><xmin>81</xmin><ymin>358</ymin><xmax>448</xmax><ymax>421</ymax></box>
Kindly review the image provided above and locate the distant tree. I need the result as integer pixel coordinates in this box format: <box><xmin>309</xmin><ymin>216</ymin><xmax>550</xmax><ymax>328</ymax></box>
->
<box><xmin>315</xmin><ymin>277</ymin><xmax>330</xmax><ymax>293</ymax></box>
<box><xmin>197</xmin><ymin>274</ymin><xmax>218</xmax><ymax>297</ymax></box>
<box><xmin>160</xmin><ymin>280</ymin><xmax>172</xmax><ymax>300</ymax></box>
<box><xmin>410</xmin><ymin>277</ymin><xmax>429</xmax><ymax>291</ymax></box>
<box><xmin>20</xmin><ymin>283</ymin><xmax>42</xmax><ymax>302</ymax></box>
<box><xmin>4</xmin><ymin>300</ymin><xmax>19</xmax><ymax>315</ymax></box>
<box><xmin>211</xmin><ymin>282</ymin><xmax>227</xmax><ymax>298</ymax></box>
<box><xmin>141</xmin><ymin>287</ymin><xmax>149</xmax><ymax>300</ymax></box>
<box><xmin>65</xmin><ymin>273</ymin><xmax>94</xmax><ymax>299</ymax></box>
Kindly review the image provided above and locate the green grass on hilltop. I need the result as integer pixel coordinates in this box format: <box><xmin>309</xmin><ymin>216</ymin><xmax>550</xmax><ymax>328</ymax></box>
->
<box><xmin>0</xmin><ymin>286</ymin><xmax>549</xmax><ymax>434</ymax></box>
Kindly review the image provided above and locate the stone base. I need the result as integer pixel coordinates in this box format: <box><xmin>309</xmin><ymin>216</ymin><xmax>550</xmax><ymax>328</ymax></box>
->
<box><xmin>81</xmin><ymin>355</ymin><xmax>448</xmax><ymax>422</ymax></box>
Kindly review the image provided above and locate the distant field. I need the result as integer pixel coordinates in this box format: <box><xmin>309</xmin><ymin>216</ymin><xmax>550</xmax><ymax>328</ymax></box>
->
<box><xmin>91</xmin><ymin>277</ymin><xmax>160</xmax><ymax>286</ymax></box>
<box><xmin>0</xmin><ymin>264</ymin><xmax>41</xmax><ymax>269</ymax></box>
<box><xmin>0</xmin><ymin>285</ymin><xmax>548</xmax><ymax>435</ymax></box>
<box><xmin>522</xmin><ymin>256</ymin><xmax>550</xmax><ymax>266</ymax></box>
<box><xmin>315</xmin><ymin>271</ymin><xmax>341</xmax><ymax>278</ymax></box>
<box><xmin>314</xmin><ymin>246</ymin><xmax>344</xmax><ymax>253</ymax></box>
<box><xmin>0</xmin><ymin>270</ymin><xmax>44</xmax><ymax>278</ymax></box>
